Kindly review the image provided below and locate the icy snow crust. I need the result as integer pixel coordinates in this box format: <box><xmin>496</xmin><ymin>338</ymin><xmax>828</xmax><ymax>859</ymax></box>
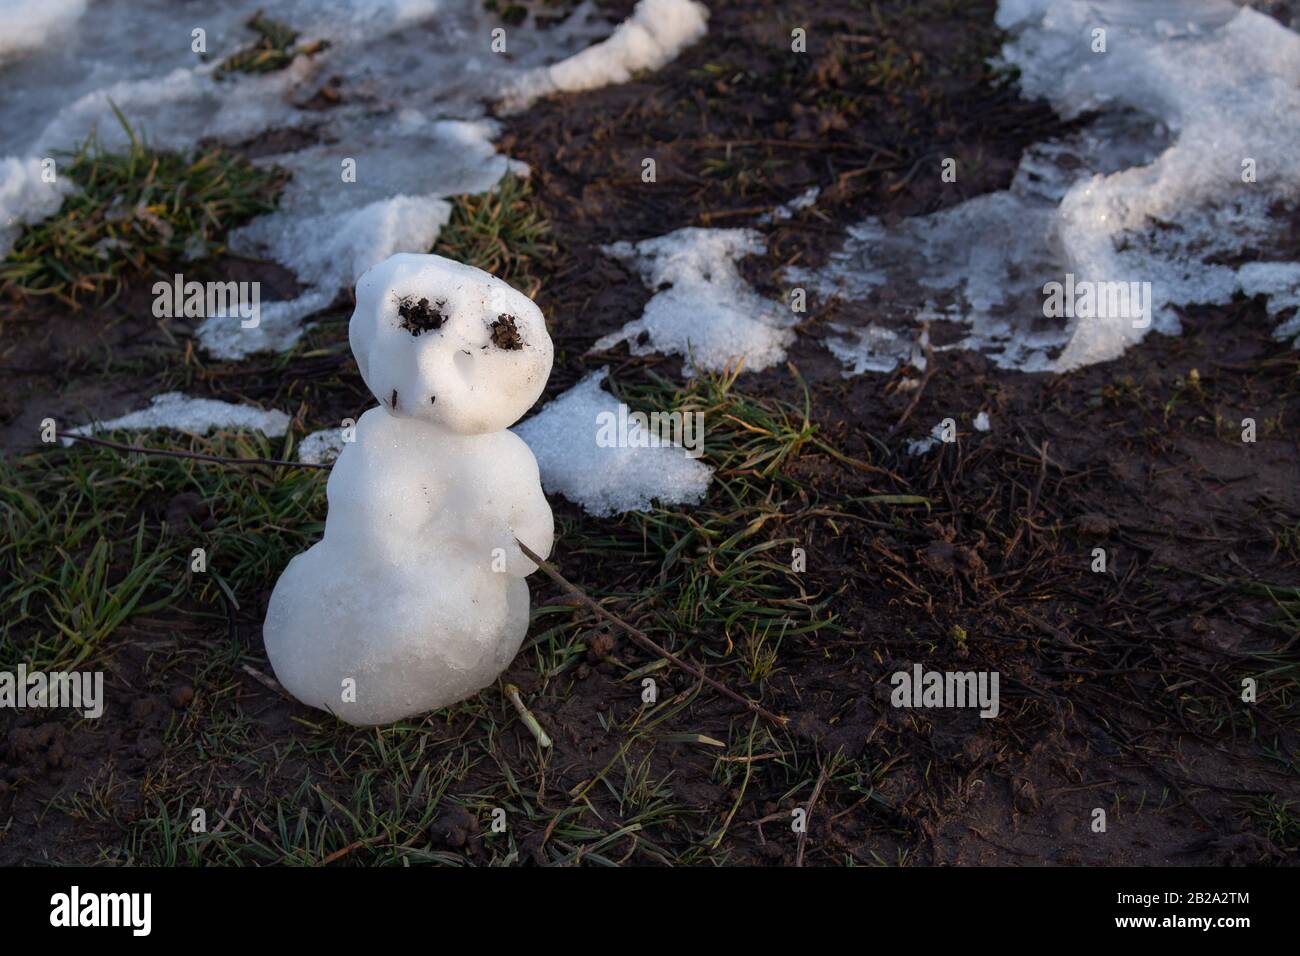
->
<box><xmin>0</xmin><ymin>0</ymin><xmax>87</xmax><ymax>63</ymax></box>
<box><xmin>264</xmin><ymin>255</ymin><xmax>555</xmax><ymax>725</ymax></box>
<box><xmin>0</xmin><ymin>156</ymin><xmax>71</xmax><ymax>254</ymax></box>
<box><xmin>502</xmin><ymin>0</ymin><xmax>709</xmax><ymax>110</ymax></box>
<box><xmin>0</xmin><ymin>0</ymin><xmax>704</xmax><ymax>358</ymax></box>
<box><xmin>596</xmin><ymin>228</ymin><xmax>797</xmax><ymax>375</ymax></box>
<box><xmin>795</xmin><ymin>0</ymin><xmax>1300</xmax><ymax>374</ymax></box>
<box><xmin>298</xmin><ymin>426</ymin><xmax>348</xmax><ymax>465</ymax></box>
<box><xmin>63</xmin><ymin>392</ymin><xmax>290</xmax><ymax>442</ymax></box>
<box><xmin>513</xmin><ymin>368</ymin><xmax>714</xmax><ymax>516</ymax></box>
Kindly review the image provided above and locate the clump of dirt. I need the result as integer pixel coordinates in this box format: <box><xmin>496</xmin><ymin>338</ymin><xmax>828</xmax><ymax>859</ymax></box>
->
<box><xmin>398</xmin><ymin>296</ymin><xmax>447</xmax><ymax>336</ymax></box>
<box><xmin>490</xmin><ymin>314</ymin><xmax>524</xmax><ymax>350</ymax></box>
<box><xmin>585</xmin><ymin>629</ymin><xmax>616</xmax><ymax>661</ymax></box>
<box><xmin>428</xmin><ymin>805</ymin><xmax>480</xmax><ymax>848</ymax></box>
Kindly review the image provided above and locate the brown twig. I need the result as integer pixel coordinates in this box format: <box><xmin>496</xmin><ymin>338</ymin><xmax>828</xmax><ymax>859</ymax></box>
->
<box><xmin>795</xmin><ymin>756</ymin><xmax>832</xmax><ymax>867</ymax></box>
<box><xmin>195</xmin><ymin>786</ymin><xmax>243</xmax><ymax>859</ymax></box>
<box><xmin>515</xmin><ymin>538</ymin><xmax>788</xmax><ymax>729</ymax></box>
<box><xmin>241</xmin><ymin>663</ymin><xmax>293</xmax><ymax>700</ymax></box>
<box><xmin>504</xmin><ymin>682</ymin><xmax>553</xmax><ymax>748</ymax></box>
<box><xmin>888</xmin><ymin>328</ymin><xmax>935</xmax><ymax>436</ymax></box>
<box><xmin>57</xmin><ymin>430</ymin><xmax>330</xmax><ymax>469</ymax></box>
<box><xmin>317</xmin><ymin>837</ymin><xmax>382</xmax><ymax>866</ymax></box>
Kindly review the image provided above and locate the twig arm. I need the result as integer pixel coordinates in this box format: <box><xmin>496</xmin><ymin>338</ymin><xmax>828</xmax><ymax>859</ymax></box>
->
<box><xmin>515</xmin><ymin>537</ymin><xmax>787</xmax><ymax>729</ymax></box>
<box><xmin>57</xmin><ymin>430</ymin><xmax>330</xmax><ymax>469</ymax></box>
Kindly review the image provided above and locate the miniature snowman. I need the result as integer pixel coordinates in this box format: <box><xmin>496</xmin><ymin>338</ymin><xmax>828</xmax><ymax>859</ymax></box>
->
<box><xmin>263</xmin><ymin>253</ymin><xmax>554</xmax><ymax>725</ymax></box>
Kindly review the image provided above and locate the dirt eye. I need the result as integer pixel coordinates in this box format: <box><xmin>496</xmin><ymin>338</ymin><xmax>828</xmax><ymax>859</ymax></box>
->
<box><xmin>489</xmin><ymin>314</ymin><xmax>524</xmax><ymax>350</ymax></box>
<box><xmin>398</xmin><ymin>296</ymin><xmax>448</xmax><ymax>336</ymax></box>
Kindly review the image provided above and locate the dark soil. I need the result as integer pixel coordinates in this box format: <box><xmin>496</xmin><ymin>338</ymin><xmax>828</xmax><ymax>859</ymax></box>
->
<box><xmin>489</xmin><ymin>0</ymin><xmax>1300</xmax><ymax>864</ymax></box>
<box><xmin>0</xmin><ymin>0</ymin><xmax>1297</xmax><ymax>866</ymax></box>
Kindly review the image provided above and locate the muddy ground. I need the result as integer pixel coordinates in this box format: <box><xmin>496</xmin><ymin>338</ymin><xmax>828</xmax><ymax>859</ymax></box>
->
<box><xmin>1</xmin><ymin>0</ymin><xmax>1297</xmax><ymax>865</ymax></box>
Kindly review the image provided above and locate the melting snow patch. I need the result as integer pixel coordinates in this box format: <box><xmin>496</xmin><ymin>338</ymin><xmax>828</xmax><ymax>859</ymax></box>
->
<box><xmin>202</xmin><ymin>118</ymin><xmax>523</xmax><ymax>358</ymax></box>
<box><xmin>796</xmin><ymin>0</ymin><xmax>1300</xmax><ymax>374</ymax></box>
<box><xmin>513</xmin><ymin>368</ymin><xmax>713</xmax><ymax>516</ymax></box>
<box><xmin>0</xmin><ymin>155</ymin><xmax>71</xmax><ymax>254</ymax></box>
<box><xmin>824</xmin><ymin>322</ymin><xmax>931</xmax><ymax>377</ymax></box>
<box><xmin>789</xmin><ymin>117</ymin><xmax>1163</xmax><ymax>374</ymax></box>
<box><xmin>502</xmin><ymin>0</ymin><xmax>709</xmax><ymax>110</ymax></box>
<box><xmin>759</xmin><ymin>186</ymin><xmax>820</xmax><ymax>224</ymax></box>
<box><xmin>595</xmin><ymin>228</ymin><xmax>796</xmax><ymax>375</ymax></box>
<box><xmin>297</xmin><ymin>426</ymin><xmax>348</xmax><ymax>465</ymax></box>
<box><xmin>973</xmin><ymin>411</ymin><xmax>991</xmax><ymax>432</ymax></box>
<box><xmin>0</xmin><ymin>0</ymin><xmax>636</xmax><ymax>344</ymax></box>
<box><xmin>63</xmin><ymin>392</ymin><xmax>290</xmax><ymax>444</ymax></box>
<box><xmin>197</xmin><ymin>290</ymin><xmax>335</xmax><ymax>361</ymax></box>
<box><xmin>0</xmin><ymin>0</ymin><xmax>87</xmax><ymax>63</ymax></box>
<box><xmin>906</xmin><ymin>423</ymin><xmax>948</xmax><ymax>457</ymax></box>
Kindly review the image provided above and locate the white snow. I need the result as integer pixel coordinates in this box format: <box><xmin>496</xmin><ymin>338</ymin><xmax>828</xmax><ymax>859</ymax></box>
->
<box><xmin>513</xmin><ymin>368</ymin><xmax>713</xmax><ymax>516</ymax></box>
<box><xmin>264</xmin><ymin>254</ymin><xmax>554</xmax><ymax>725</ymax></box>
<box><xmin>790</xmin><ymin>112</ymin><xmax>1169</xmax><ymax>374</ymax></box>
<box><xmin>33</xmin><ymin>61</ymin><xmax>315</xmax><ymax>161</ymax></box>
<box><xmin>0</xmin><ymin>0</ymin><xmax>87</xmax><ymax>63</ymax></box>
<box><xmin>0</xmin><ymin>156</ymin><xmax>71</xmax><ymax>254</ymax></box>
<box><xmin>198</xmin><ymin>290</ymin><xmax>336</xmax><ymax>361</ymax></box>
<box><xmin>0</xmin><ymin>0</ymin><xmax>678</xmax><ymax>352</ymax></box>
<box><xmin>297</xmin><ymin>427</ymin><xmax>348</xmax><ymax>465</ymax></box>
<box><xmin>973</xmin><ymin>411</ymin><xmax>991</xmax><ymax>432</ymax></box>
<box><xmin>199</xmin><ymin>118</ymin><xmax>523</xmax><ymax>359</ymax></box>
<box><xmin>1008</xmin><ymin>0</ymin><xmax>1300</xmax><ymax>368</ymax></box>
<box><xmin>759</xmin><ymin>186</ymin><xmax>820</xmax><ymax>224</ymax></box>
<box><xmin>906</xmin><ymin>423</ymin><xmax>948</xmax><ymax>457</ymax></box>
<box><xmin>797</xmin><ymin>0</ymin><xmax>1300</xmax><ymax>374</ymax></box>
<box><xmin>62</xmin><ymin>392</ymin><xmax>289</xmax><ymax>443</ymax></box>
<box><xmin>595</xmin><ymin>228</ymin><xmax>796</xmax><ymax>375</ymax></box>
<box><xmin>501</xmin><ymin>0</ymin><xmax>709</xmax><ymax>110</ymax></box>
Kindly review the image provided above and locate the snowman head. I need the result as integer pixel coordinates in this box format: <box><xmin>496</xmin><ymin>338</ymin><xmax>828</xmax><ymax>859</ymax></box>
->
<box><xmin>349</xmin><ymin>253</ymin><xmax>553</xmax><ymax>434</ymax></box>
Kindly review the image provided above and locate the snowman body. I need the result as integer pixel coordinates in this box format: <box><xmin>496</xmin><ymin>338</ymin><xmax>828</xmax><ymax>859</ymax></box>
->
<box><xmin>263</xmin><ymin>254</ymin><xmax>554</xmax><ymax>725</ymax></box>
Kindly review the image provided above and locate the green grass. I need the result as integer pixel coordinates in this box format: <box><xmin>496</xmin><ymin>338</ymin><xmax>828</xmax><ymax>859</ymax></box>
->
<box><xmin>1251</xmin><ymin>797</ymin><xmax>1300</xmax><ymax>853</ymax></box>
<box><xmin>0</xmin><ymin>110</ymin><xmax>288</xmax><ymax>307</ymax></box>
<box><xmin>552</xmin><ymin>364</ymin><xmax>919</xmax><ymax>669</ymax></box>
<box><xmin>1194</xmin><ymin>574</ymin><xmax>1300</xmax><ymax>651</ymax></box>
<box><xmin>0</xmin><ymin>429</ymin><xmax>325</xmax><ymax>671</ymax></box>
<box><xmin>433</xmin><ymin>173</ymin><xmax>555</xmax><ymax>298</ymax></box>
<box><xmin>217</xmin><ymin>14</ymin><xmax>328</xmax><ymax>76</ymax></box>
<box><xmin>0</xmin><ymin>361</ymin><xmax>907</xmax><ymax>864</ymax></box>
